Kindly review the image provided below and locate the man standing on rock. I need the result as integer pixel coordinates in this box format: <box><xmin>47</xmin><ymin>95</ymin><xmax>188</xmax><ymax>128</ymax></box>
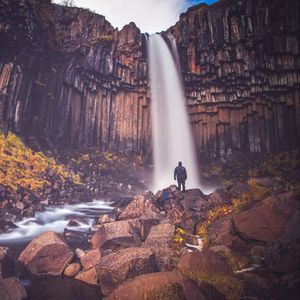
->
<box><xmin>174</xmin><ymin>161</ymin><xmax>187</xmax><ymax>192</ymax></box>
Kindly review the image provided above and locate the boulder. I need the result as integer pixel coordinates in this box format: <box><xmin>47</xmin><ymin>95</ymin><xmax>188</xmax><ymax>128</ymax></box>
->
<box><xmin>206</xmin><ymin>216</ymin><xmax>236</xmax><ymax>247</ymax></box>
<box><xmin>266</xmin><ymin>210</ymin><xmax>300</xmax><ymax>273</ymax></box>
<box><xmin>75</xmin><ymin>267</ymin><xmax>98</xmax><ymax>286</ymax></box>
<box><xmin>0</xmin><ymin>247</ymin><xmax>14</xmax><ymax>278</ymax></box>
<box><xmin>143</xmin><ymin>223</ymin><xmax>175</xmax><ymax>270</ymax></box>
<box><xmin>228</xmin><ymin>182</ymin><xmax>248</xmax><ymax>198</ymax></box>
<box><xmin>95</xmin><ymin>247</ymin><xmax>156</xmax><ymax>296</ymax></box>
<box><xmin>177</xmin><ymin>250</ymin><xmax>233</xmax><ymax>276</ymax></box>
<box><xmin>233</xmin><ymin>191</ymin><xmax>299</xmax><ymax>242</ymax></box>
<box><xmin>107</xmin><ymin>271</ymin><xmax>207</xmax><ymax>300</ymax></box>
<box><xmin>117</xmin><ymin>194</ymin><xmax>161</xmax><ymax>221</ymax></box>
<box><xmin>63</xmin><ymin>263</ymin><xmax>81</xmax><ymax>277</ymax></box>
<box><xmin>18</xmin><ymin>231</ymin><xmax>74</xmax><ymax>276</ymax></box>
<box><xmin>176</xmin><ymin>189</ymin><xmax>209</xmax><ymax>212</ymax></box>
<box><xmin>75</xmin><ymin>248</ymin><xmax>86</xmax><ymax>259</ymax></box>
<box><xmin>0</xmin><ymin>277</ymin><xmax>27</xmax><ymax>300</ymax></box>
<box><xmin>80</xmin><ymin>249</ymin><xmax>101</xmax><ymax>270</ymax></box>
<box><xmin>208</xmin><ymin>188</ymin><xmax>231</xmax><ymax>206</ymax></box>
<box><xmin>90</xmin><ymin>219</ymin><xmax>142</xmax><ymax>250</ymax></box>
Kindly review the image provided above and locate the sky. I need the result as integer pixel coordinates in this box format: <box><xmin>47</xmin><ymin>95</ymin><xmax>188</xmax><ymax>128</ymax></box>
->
<box><xmin>53</xmin><ymin>0</ymin><xmax>218</xmax><ymax>33</ymax></box>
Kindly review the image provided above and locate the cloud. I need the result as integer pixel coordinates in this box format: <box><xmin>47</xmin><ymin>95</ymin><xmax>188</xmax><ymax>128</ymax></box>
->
<box><xmin>52</xmin><ymin>0</ymin><xmax>218</xmax><ymax>33</ymax></box>
<box><xmin>52</xmin><ymin>0</ymin><xmax>190</xmax><ymax>33</ymax></box>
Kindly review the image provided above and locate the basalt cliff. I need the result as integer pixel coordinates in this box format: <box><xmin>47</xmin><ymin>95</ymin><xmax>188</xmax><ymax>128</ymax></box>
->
<box><xmin>0</xmin><ymin>0</ymin><xmax>299</xmax><ymax>158</ymax></box>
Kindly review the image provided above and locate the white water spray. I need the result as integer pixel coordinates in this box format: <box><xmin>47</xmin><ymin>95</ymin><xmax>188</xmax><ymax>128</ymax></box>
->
<box><xmin>148</xmin><ymin>33</ymin><xmax>202</xmax><ymax>192</ymax></box>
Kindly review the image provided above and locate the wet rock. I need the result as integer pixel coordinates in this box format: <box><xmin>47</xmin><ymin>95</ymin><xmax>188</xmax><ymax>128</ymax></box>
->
<box><xmin>63</xmin><ymin>263</ymin><xmax>81</xmax><ymax>277</ymax></box>
<box><xmin>0</xmin><ymin>277</ymin><xmax>27</xmax><ymax>300</ymax></box>
<box><xmin>18</xmin><ymin>231</ymin><xmax>74</xmax><ymax>276</ymax></box>
<box><xmin>91</xmin><ymin>219</ymin><xmax>142</xmax><ymax>250</ymax></box>
<box><xmin>95</xmin><ymin>247</ymin><xmax>156</xmax><ymax>296</ymax></box>
<box><xmin>107</xmin><ymin>271</ymin><xmax>206</xmax><ymax>300</ymax></box>
<box><xmin>97</xmin><ymin>214</ymin><xmax>111</xmax><ymax>225</ymax></box>
<box><xmin>176</xmin><ymin>189</ymin><xmax>209</xmax><ymax>212</ymax></box>
<box><xmin>116</xmin><ymin>193</ymin><xmax>161</xmax><ymax>221</ymax></box>
<box><xmin>80</xmin><ymin>249</ymin><xmax>101</xmax><ymax>270</ymax></box>
<box><xmin>233</xmin><ymin>191</ymin><xmax>299</xmax><ymax>242</ymax></box>
<box><xmin>0</xmin><ymin>247</ymin><xmax>14</xmax><ymax>278</ymax></box>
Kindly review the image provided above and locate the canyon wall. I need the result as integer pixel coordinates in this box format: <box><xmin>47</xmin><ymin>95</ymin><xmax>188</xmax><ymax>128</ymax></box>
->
<box><xmin>0</xmin><ymin>0</ymin><xmax>299</xmax><ymax>158</ymax></box>
<box><xmin>0</xmin><ymin>0</ymin><xmax>150</xmax><ymax>155</ymax></box>
<box><xmin>168</xmin><ymin>0</ymin><xmax>300</xmax><ymax>157</ymax></box>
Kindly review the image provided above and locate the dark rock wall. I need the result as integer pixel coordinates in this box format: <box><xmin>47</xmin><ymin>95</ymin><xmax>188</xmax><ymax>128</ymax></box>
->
<box><xmin>0</xmin><ymin>0</ymin><xmax>150</xmax><ymax>155</ymax></box>
<box><xmin>168</xmin><ymin>0</ymin><xmax>300</xmax><ymax>157</ymax></box>
<box><xmin>0</xmin><ymin>0</ymin><xmax>299</xmax><ymax>158</ymax></box>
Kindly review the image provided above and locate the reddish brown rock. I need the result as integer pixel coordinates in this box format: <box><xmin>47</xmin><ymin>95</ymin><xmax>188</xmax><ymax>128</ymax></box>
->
<box><xmin>208</xmin><ymin>189</ymin><xmax>231</xmax><ymax>206</ymax></box>
<box><xmin>177</xmin><ymin>250</ymin><xmax>233</xmax><ymax>276</ymax></box>
<box><xmin>143</xmin><ymin>223</ymin><xmax>175</xmax><ymax>270</ymax></box>
<box><xmin>0</xmin><ymin>277</ymin><xmax>27</xmax><ymax>300</ymax></box>
<box><xmin>95</xmin><ymin>247</ymin><xmax>156</xmax><ymax>296</ymax></box>
<box><xmin>0</xmin><ymin>247</ymin><xmax>13</xmax><ymax>278</ymax></box>
<box><xmin>233</xmin><ymin>191</ymin><xmax>299</xmax><ymax>242</ymax></box>
<box><xmin>18</xmin><ymin>231</ymin><xmax>74</xmax><ymax>276</ymax></box>
<box><xmin>107</xmin><ymin>271</ymin><xmax>206</xmax><ymax>300</ymax></box>
<box><xmin>63</xmin><ymin>263</ymin><xmax>81</xmax><ymax>277</ymax></box>
<box><xmin>206</xmin><ymin>216</ymin><xmax>236</xmax><ymax>247</ymax></box>
<box><xmin>80</xmin><ymin>249</ymin><xmax>101</xmax><ymax>270</ymax></box>
<box><xmin>91</xmin><ymin>219</ymin><xmax>142</xmax><ymax>250</ymax></box>
<box><xmin>117</xmin><ymin>194</ymin><xmax>161</xmax><ymax>221</ymax></box>
<box><xmin>75</xmin><ymin>267</ymin><xmax>98</xmax><ymax>286</ymax></box>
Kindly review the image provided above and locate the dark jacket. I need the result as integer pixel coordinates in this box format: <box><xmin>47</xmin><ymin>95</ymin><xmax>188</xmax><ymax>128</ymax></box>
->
<box><xmin>174</xmin><ymin>165</ymin><xmax>187</xmax><ymax>181</ymax></box>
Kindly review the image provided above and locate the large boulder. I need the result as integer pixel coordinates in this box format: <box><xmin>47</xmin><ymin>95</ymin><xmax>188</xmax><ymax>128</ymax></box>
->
<box><xmin>0</xmin><ymin>247</ymin><xmax>14</xmax><ymax>278</ymax></box>
<box><xmin>18</xmin><ymin>231</ymin><xmax>74</xmax><ymax>276</ymax></box>
<box><xmin>176</xmin><ymin>189</ymin><xmax>209</xmax><ymax>212</ymax></box>
<box><xmin>117</xmin><ymin>194</ymin><xmax>161</xmax><ymax>221</ymax></box>
<box><xmin>107</xmin><ymin>271</ymin><xmax>207</xmax><ymax>300</ymax></box>
<box><xmin>143</xmin><ymin>223</ymin><xmax>175</xmax><ymax>270</ymax></box>
<box><xmin>208</xmin><ymin>188</ymin><xmax>231</xmax><ymax>206</ymax></box>
<box><xmin>177</xmin><ymin>250</ymin><xmax>233</xmax><ymax>276</ymax></box>
<box><xmin>80</xmin><ymin>249</ymin><xmax>101</xmax><ymax>270</ymax></box>
<box><xmin>95</xmin><ymin>247</ymin><xmax>156</xmax><ymax>296</ymax></box>
<box><xmin>233</xmin><ymin>191</ymin><xmax>299</xmax><ymax>242</ymax></box>
<box><xmin>266</xmin><ymin>210</ymin><xmax>300</xmax><ymax>273</ymax></box>
<box><xmin>90</xmin><ymin>219</ymin><xmax>142</xmax><ymax>250</ymax></box>
<box><xmin>206</xmin><ymin>216</ymin><xmax>236</xmax><ymax>247</ymax></box>
<box><xmin>0</xmin><ymin>277</ymin><xmax>27</xmax><ymax>300</ymax></box>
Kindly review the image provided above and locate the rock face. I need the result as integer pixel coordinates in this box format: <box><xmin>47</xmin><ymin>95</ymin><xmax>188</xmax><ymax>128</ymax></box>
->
<box><xmin>18</xmin><ymin>231</ymin><xmax>74</xmax><ymax>275</ymax></box>
<box><xmin>0</xmin><ymin>0</ymin><xmax>299</xmax><ymax>158</ymax></box>
<box><xmin>168</xmin><ymin>0</ymin><xmax>300</xmax><ymax>157</ymax></box>
<box><xmin>233</xmin><ymin>191</ymin><xmax>300</xmax><ymax>242</ymax></box>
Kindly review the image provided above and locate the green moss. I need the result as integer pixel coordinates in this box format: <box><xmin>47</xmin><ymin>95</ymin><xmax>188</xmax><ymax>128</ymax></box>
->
<box><xmin>144</xmin><ymin>283</ymin><xmax>187</xmax><ymax>300</ymax></box>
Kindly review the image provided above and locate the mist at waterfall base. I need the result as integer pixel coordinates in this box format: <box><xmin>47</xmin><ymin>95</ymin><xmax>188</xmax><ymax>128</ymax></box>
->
<box><xmin>148</xmin><ymin>34</ymin><xmax>213</xmax><ymax>194</ymax></box>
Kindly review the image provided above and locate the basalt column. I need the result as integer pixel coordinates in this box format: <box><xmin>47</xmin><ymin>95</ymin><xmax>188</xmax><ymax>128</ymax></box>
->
<box><xmin>168</xmin><ymin>0</ymin><xmax>300</xmax><ymax>157</ymax></box>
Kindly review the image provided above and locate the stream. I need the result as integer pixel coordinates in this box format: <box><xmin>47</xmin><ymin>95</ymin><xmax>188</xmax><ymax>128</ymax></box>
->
<box><xmin>0</xmin><ymin>199</ymin><xmax>114</xmax><ymax>300</ymax></box>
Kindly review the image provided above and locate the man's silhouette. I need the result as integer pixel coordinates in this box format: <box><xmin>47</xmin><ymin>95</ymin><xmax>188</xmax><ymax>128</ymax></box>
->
<box><xmin>174</xmin><ymin>161</ymin><xmax>187</xmax><ymax>191</ymax></box>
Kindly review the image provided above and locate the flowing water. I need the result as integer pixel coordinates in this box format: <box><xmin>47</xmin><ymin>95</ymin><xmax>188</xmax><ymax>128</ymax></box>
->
<box><xmin>148</xmin><ymin>33</ymin><xmax>203</xmax><ymax>192</ymax></box>
<box><xmin>0</xmin><ymin>200</ymin><xmax>113</xmax><ymax>245</ymax></box>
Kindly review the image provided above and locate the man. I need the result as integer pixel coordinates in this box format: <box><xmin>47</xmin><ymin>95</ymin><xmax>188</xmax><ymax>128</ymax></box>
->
<box><xmin>174</xmin><ymin>161</ymin><xmax>187</xmax><ymax>191</ymax></box>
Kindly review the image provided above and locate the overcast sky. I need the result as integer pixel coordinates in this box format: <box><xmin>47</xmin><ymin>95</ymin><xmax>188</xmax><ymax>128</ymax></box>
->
<box><xmin>52</xmin><ymin>0</ymin><xmax>217</xmax><ymax>33</ymax></box>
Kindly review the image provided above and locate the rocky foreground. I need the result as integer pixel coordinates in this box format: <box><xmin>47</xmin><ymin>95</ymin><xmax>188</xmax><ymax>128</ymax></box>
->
<box><xmin>1</xmin><ymin>177</ymin><xmax>299</xmax><ymax>300</ymax></box>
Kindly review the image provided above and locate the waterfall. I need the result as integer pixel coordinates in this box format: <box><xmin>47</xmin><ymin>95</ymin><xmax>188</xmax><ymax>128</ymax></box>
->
<box><xmin>148</xmin><ymin>33</ymin><xmax>202</xmax><ymax>192</ymax></box>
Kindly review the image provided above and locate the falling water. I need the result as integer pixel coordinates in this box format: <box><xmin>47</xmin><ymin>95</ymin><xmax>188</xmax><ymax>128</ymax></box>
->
<box><xmin>148</xmin><ymin>33</ymin><xmax>202</xmax><ymax>192</ymax></box>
